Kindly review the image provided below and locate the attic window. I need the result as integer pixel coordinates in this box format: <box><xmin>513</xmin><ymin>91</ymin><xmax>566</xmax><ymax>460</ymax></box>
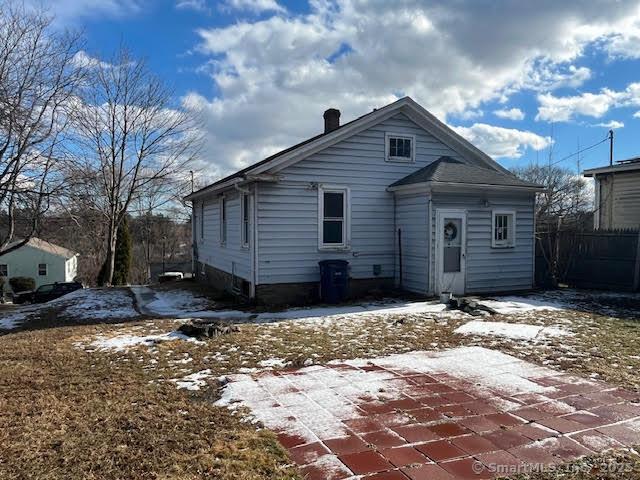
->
<box><xmin>385</xmin><ymin>133</ymin><xmax>415</xmax><ymax>163</ymax></box>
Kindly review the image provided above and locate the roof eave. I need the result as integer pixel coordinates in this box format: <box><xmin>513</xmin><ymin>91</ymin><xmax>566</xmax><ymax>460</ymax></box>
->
<box><xmin>583</xmin><ymin>164</ymin><xmax>640</xmax><ymax>177</ymax></box>
<box><xmin>388</xmin><ymin>181</ymin><xmax>544</xmax><ymax>193</ymax></box>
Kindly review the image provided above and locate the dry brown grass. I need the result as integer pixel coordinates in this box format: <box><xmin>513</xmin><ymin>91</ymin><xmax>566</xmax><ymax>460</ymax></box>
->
<box><xmin>0</xmin><ymin>323</ymin><xmax>300</xmax><ymax>480</ymax></box>
<box><xmin>1</xmin><ymin>289</ymin><xmax>639</xmax><ymax>479</ymax></box>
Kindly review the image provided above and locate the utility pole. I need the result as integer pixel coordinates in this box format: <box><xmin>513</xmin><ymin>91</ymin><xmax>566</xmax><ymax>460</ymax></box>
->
<box><xmin>609</xmin><ymin>129</ymin><xmax>614</xmax><ymax>166</ymax></box>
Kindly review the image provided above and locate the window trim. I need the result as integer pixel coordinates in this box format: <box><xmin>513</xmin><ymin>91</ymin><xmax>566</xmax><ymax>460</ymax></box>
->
<box><xmin>240</xmin><ymin>193</ymin><xmax>250</xmax><ymax>249</ymax></box>
<box><xmin>492</xmin><ymin>209</ymin><xmax>516</xmax><ymax>248</ymax></box>
<box><xmin>38</xmin><ymin>263</ymin><xmax>48</xmax><ymax>276</ymax></box>
<box><xmin>219</xmin><ymin>195</ymin><xmax>227</xmax><ymax>246</ymax></box>
<box><xmin>318</xmin><ymin>185</ymin><xmax>351</xmax><ymax>250</ymax></box>
<box><xmin>385</xmin><ymin>132</ymin><xmax>416</xmax><ymax>163</ymax></box>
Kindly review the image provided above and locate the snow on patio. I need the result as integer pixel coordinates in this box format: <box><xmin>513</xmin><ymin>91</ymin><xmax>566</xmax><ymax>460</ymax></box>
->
<box><xmin>217</xmin><ymin>346</ymin><xmax>640</xmax><ymax>479</ymax></box>
<box><xmin>454</xmin><ymin>321</ymin><xmax>570</xmax><ymax>340</ymax></box>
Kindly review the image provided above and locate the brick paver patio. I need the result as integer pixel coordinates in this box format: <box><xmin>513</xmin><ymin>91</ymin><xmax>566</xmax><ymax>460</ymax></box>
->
<box><xmin>217</xmin><ymin>347</ymin><xmax>640</xmax><ymax>479</ymax></box>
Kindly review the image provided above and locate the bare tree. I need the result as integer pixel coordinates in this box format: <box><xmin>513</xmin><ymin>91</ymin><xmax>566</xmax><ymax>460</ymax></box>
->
<box><xmin>71</xmin><ymin>48</ymin><xmax>200</xmax><ymax>285</ymax></box>
<box><xmin>513</xmin><ymin>163</ymin><xmax>591</xmax><ymax>286</ymax></box>
<box><xmin>0</xmin><ymin>2</ymin><xmax>83</xmax><ymax>254</ymax></box>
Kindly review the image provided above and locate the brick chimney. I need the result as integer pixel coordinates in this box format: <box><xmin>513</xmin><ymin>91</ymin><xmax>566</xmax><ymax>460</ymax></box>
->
<box><xmin>323</xmin><ymin>108</ymin><xmax>341</xmax><ymax>133</ymax></box>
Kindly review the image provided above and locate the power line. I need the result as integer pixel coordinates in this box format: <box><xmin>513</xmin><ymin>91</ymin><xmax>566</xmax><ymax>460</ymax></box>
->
<box><xmin>548</xmin><ymin>134</ymin><xmax>610</xmax><ymax>167</ymax></box>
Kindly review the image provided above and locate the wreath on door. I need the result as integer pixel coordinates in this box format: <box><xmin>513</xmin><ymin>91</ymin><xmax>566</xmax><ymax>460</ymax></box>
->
<box><xmin>444</xmin><ymin>221</ymin><xmax>458</xmax><ymax>241</ymax></box>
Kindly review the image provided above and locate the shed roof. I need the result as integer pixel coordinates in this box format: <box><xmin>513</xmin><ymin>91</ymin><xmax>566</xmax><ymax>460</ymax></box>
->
<box><xmin>389</xmin><ymin>156</ymin><xmax>541</xmax><ymax>189</ymax></box>
<box><xmin>583</xmin><ymin>157</ymin><xmax>640</xmax><ymax>177</ymax></box>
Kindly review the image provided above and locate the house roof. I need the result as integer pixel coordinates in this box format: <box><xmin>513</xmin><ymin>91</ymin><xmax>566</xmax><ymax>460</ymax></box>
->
<box><xmin>388</xmin><ymin>156</ymin><xmax>542</xmax><ymax>190</ymax></box>
<box><xmin>185</xmin><ymin>96</ymin><xmax>513</xmax><ymax>201</ymax></box>
<box><xmin>5</xmin><ymin>237</ymin><xmax>78</xmax><ymax>259</ymax></box>
<box><xmin>584</xmin><ymin>157</ymin><xmax>640</xmax><ymax>177</ymax></box>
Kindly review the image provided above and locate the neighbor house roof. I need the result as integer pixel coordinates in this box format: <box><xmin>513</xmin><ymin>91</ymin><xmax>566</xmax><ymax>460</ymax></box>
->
<box><xmin>185</xmin><ymin>96</ymin><xmax>513</xmax><ymax>201</ymax></box>
<box><xmin>388</xmin><ymin>156</ymin><xmax>542</xmax><ymax>190</ymax></box>
<box><xmin>583</xmin><ymin>157</ymin><xmax>640</xmax><ymax>177</ymax></box>
<box><xmin>5</xmin><ymin>237</ymin><xmax>78</xmax><ymax>259</ymax></box>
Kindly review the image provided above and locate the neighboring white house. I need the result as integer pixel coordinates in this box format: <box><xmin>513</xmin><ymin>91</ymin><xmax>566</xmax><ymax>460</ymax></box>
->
<box><xmin>584</xmin><ymin>157</ymin><xmax>640</xmax><ymax>230</ymax></box>
<box><xmin>186</xmin><ymin>97</ymin><xmax>542</xmax><ymax>305</ymax></box>
<box><xmin>0</xmin><ymin>238</ymin><xmax>79</xmax><ymax>290</ymax></box>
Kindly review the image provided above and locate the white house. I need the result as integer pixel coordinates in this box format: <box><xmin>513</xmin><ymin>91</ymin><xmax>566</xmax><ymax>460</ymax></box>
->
<box><xmin>186</xmin><ymin>97</ymin><xmax>542</xmax><ymax>304</ymax></box>
<box><xmin>0</xmin><ymin>237</ymin><xmax>79</xmax><ymax>289</ymax></box>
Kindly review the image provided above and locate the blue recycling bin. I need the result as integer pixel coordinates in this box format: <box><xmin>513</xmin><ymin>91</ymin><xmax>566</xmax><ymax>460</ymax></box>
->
<box><xmin>319</xmin><ymin>260</ymin><xmax>349</xmax><ymax>304</ymax></box>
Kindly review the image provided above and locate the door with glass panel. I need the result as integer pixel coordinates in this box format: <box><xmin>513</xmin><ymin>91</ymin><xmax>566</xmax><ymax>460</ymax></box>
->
<box><xmin>436</xmin><ymin>210</ymin><xmax>466</xmax><ymax>295</ymax></box>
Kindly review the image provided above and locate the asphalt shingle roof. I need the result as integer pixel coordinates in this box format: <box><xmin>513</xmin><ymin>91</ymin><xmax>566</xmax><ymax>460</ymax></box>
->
<box><xmin>389</xmin><ymin>156</ymin><xmax>540</xmax><ymax>189</ymax></box>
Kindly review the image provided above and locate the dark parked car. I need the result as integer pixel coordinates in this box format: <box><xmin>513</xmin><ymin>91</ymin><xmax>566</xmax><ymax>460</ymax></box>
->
<box><xmin>13</xmin><ymin>282</ymin><xmax>83</xmax><ymax>304</ymax></box>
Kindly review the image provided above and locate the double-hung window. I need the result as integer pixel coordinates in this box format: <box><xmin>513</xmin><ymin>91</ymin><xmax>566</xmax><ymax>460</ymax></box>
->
<box><xmin>241</xmin><ymin>194</ymin><xmax>250</xmax><ymax>248</ymax></box>
<box><xmin>385</xmin><ymin>133</ymin><xmax>415</xmax><ymax>162</ymax></box>
<box><xmin>492</xmin><ymin>210</ymin><xmax>516</xmax><ymax>248</ymax></box>
<box><xmin>319</xmin><ymin>186</ymin><xmax>350</xmax><ymax>249</ymax></box>
<box><xmin>220</xmin><ymin>196</ymin><xmax>227</xmax><ymax>245</ymax></box>
<box><xmin>0</xmin><ymin>264</ymin><xmax>7</xmax><ymax>277</ymax></box>
<box><xmin>38</xmin><ymin>263</ymin><xmax>47</xmax><ymax>276</ymax></box>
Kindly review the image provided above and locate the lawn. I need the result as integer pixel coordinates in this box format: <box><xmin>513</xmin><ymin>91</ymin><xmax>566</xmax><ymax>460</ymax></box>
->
<box><xmin>0</xmin><ymin>286</ymin><xmax>638</xmax><ymax>479</ymax></box>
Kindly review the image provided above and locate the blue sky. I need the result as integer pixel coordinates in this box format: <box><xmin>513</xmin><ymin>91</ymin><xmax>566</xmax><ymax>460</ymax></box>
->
<box><xmin>45</xmin><ymin>0</ymin><xmax>640</xmax><ymax>180</ymax></box>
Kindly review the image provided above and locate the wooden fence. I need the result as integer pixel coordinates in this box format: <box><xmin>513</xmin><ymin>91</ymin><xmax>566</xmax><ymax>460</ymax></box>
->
<box><xmin>535</xmin><ymin>229</ymin><xmax>640</xmax><ymax>291</ymax></box>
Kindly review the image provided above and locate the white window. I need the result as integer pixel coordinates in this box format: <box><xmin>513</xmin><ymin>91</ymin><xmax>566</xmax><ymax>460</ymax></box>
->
<box><xmin>318</xmin><ymin>186</ymin><xmax>350</xmax><ymax>249</ymax></box>
<box><xmin>220</xmin><ymin>196</ymin><xmax>227</xmax><ymax>245</ymax></box>
<box><xmin>241</xmin><ymin>193</ymin><xmax>250</xmax><ymax>248</ymax></box>
<box><xmin>385</xmin><ymin>133</ymin><xmax>415</xmax><ymax>162</ymax></box>
<box><xmin>200</xmin><ymin>201</ymin><xmax>204</xmax><ymax>239</ymax></box>
<box><xmin>492</xmin><ymin>210</ymin><xmax>516</xmax><ymax>248</ymax></box>
<box><xmin>38</xmin><ymin>263</ymin><xmax>47</xmax><ymax>276</ymax></box>
<box><xmin>0</xmin><ymin>264</ymin><xmax>7</xmax><ymax>277</ymax></box>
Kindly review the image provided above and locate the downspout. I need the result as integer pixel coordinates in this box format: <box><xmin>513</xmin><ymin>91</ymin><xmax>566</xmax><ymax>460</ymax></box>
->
<box><xmin>427</xmin><ymin>196</ymin><xmax>433</xmax><ymax>295</ymax></box>
<box><xmin>251</xmin><ymin>183</ymin><xmax>259</xmax><ymax>299</ymax></box>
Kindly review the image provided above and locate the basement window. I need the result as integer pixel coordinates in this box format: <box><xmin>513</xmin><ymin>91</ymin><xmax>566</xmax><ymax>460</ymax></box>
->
<box><xmin>385</xmin><ymin>133</ymin><xmax>415</xmax><ymax>162</ymax></box>
<box><xmin>492</xmin><ymin>210</ymin><xmax>516</xmax><ymax>248</ymax></box>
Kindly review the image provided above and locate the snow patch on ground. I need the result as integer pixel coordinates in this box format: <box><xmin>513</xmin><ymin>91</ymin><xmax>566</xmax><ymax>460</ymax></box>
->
<box><xmin>454</xmin><ymin>321</ymin><xmax>570</xmax><ymax>340</ymax></box>
<box><xmin>477</xmin><ymin>296</ymin><xmax>568</xmax><ymax>314</ymax></box>
<box><xmin>85</xmin><ymin>331</ymin><xmax>202</xmax><ymax>352</ymax></box>
<box><xmin>172</xmin><ymin>369</ymin><xmax>212</xmax><ymax>390</ymax></box>
<box><xmin>64</xmin><ymin>289</ymin><xmax>139</xmax><ymax>320</ymax></box>
<box><xmin>258</xmin><ymin>358</ymin><xmax>289</xmax><ymax>369</ymax></box>
<box><xmin>0</xmin><ymin>288</ymin><xmax>138</xmax><ymax>330</ymax></box>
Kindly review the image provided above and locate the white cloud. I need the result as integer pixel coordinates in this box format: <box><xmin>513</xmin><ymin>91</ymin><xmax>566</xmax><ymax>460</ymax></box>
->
<box><xmin>593</xmin><ymin>120</ymin><xmax>624</xmax><ymax>129</ymax></box>
<box><xmin>456</xmin><ymin>109</ymin><xmax>484</xmax><ymax>121</ymax></box>
<box><xmin>494</xmin><ymin>108</ymin><xmax>525</xmax><ymax>121</ymax></box>
<box><xmin>536</xmin><ymin>83</ymin><xmax>640</xmax><ymax>122</ymax></box>
<box><xmin>633</xmin><ymin>111</ymin><xmax>640</xmax><ymax>118</ymax></box>
<box><xmin>224</xmin><ymin>0</ymin><xmax>285</xmax><ymax>13</ymax></box>
<box><xmin>452</xmin><ymin>124</ymin><xmax>552</xmax><ymax>159</ymax></box>
<box><xmin>36</xmin><ymin>0</ymin><xmax>140</xmax><ymax>24</ymax></box>
<box><xmin>187</xmin><ymin>0</ymin><xmax>640</xmax><ymax>178</ymax></box>
<box><xmin>176</xmin><ymin>0</ymin><xmax>209</xmax><ymax>12</ymax></box>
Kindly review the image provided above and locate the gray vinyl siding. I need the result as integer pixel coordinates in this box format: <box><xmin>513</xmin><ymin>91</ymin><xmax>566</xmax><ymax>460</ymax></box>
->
<box><xmin>257</xmin><ymin>113</ymin><xmax>462</xmax><ymax>285</ymax></box>
<box><xmin>395</xmin><ymin>192</ymin><xmax>430</xmax><ymax>294</ymax></box>
<box><xmin>194</xmin><ymin>191</ymin><xmax>251</xmax><ymax>281</ymax></box>
<box><xmin>430</xmin><ymin>192</ymin><xmax>535</xmax><ymax>293</ymax></box>
<box><xmin>597</xmin><ymin>171</ymin><xmax>640</xmax><ymax>229</ymax></box>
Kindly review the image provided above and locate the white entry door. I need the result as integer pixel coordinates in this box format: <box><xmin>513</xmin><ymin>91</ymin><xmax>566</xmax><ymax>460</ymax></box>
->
<box><xmin>436</xmin><ymin>210</ymin><xmax>466</xmax><ymax>295</ymax></box>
